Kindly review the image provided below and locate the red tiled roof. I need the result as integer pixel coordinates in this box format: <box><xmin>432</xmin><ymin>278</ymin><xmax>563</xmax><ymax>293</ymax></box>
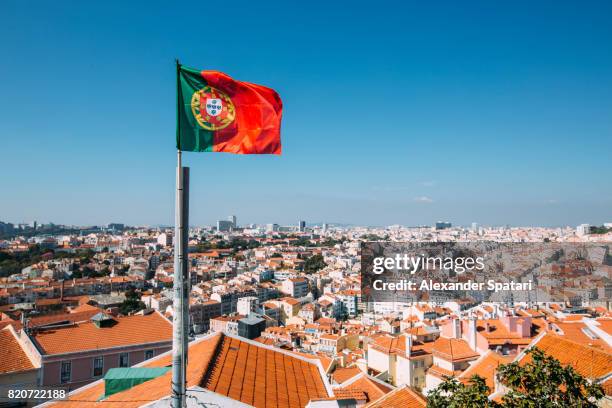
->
<box><xmin>459</xmin><ymin>351</ymin><xmax>512</xmax><ymax>390</ymax></box>
<box><xmin>204</xmin><ymin>336</ymin><xmax>330</xmax><ymax>407</ymax></box>
<box><xmin>332</xmin><ymin>366</ymin><xmax>362</xmax><ymax>384</ymax></box>
<box><xmin>552</xmin><ymin>322</ymin><xmax>612</xmax><ymax>353</ymax></box>
<box><xmin>426</xmin><ymin>364</ymin><xmax>462</xmax><ymax>379</ymax></box>
<box><xmin>0</xmin><ymin>326</ymin><xmax>36</xmax><ymax>374</ymax></box>
<box><xmin>29</xmin><ymin>309</ymin><xmax>101</xmax><ymax>328</ymax></box>
<box><xmin>370</xmin><ymin>334</ymin><xmax>432</xmax><ymax>358</ymax></box>
<box><xmin>595</xmin><ymin>318</ymin><xmax>612</xmax><ymax>336</ymax></box>
<box><xmin>48</xmin><ymin>332</ymin><xmax>331</xmax><ymax>408</ymax></box>
<box><xmin>431</xmin><ymin>337</ymin><xmax>479</xmax><ymax>362</ymax></box>
<box><xmin>366</xmin><ymin>385</ymin><xmax>427</xmax><ymax>408</ymax></box>
<box><xmin>336</xmin><ymin>373</ymin><xmax>394</xmax><ymax>402</ymax></box>
<box><xmin>291</xmin><ymin>351</ymin><xmax>334</xmax><ymax>372</ymax></box>
<box><xmin>332</xmin><ymin>389</ymin><xmax>368</xmax><ymax>401</ymax></box>
<box><xmin>32</xmin><ymin>312</ymin><xmax>172</xmax><ymax>355</ymax></box>
<box><xmin>521</xmin><ymin>333</ymin><xmax>612</xmax><ymax>381</ymax></box>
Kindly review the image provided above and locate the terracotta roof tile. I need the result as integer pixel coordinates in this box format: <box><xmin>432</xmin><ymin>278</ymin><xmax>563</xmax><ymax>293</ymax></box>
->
<box><xmin>366</xmin><ymin>385</ymin><xmax>427</xmax><ymax>408</ymax></box>
<box><xmin>32</xmin><ymin>312</ymin><xmax>172</xmax><ymax>355</ymax></box>
<box><xmin>552</xmin><ymin>322</ymin><xmax>612</xmax><ymax>353</ymax></box>
<box><xmin>521</xmin><ymin>333</ymin><xmax>612</xmax><ymax>381</ymax></box>
<box><xmin>0</xmin><ymin>326</ymin><xmax>36</xmax><ymax>374</ymax></box>
<box><xmin>459</xmin><ymin>351</ymin><xmax>512</xmax><ymax>389</ymax></box>
<box><xmin>431</xmin><ymin>337</ymin><xmax>479</xmax><ymax>362</ymax></box>
<box><xmin>426</xmin><ymin>364</ymin><xmax>463</xmax><ymax>379</ymax></box>
<box><xmin>29</xmin><ymin>309</ymin><xmax>101</xmax><ymax>328</ymax></box>
<box><xmin>49</xmin><ymin>333</ymin><xmax>330</xmax><ymax>408</ymax></box>
<box><xmin>203</xmin><ymin>335</ymin><xmax>330</xmax><ymax>407</ymax></box>
<box><xmin>595</xmin><ymin>318</ymin><xmax>612</xmax><ymax>336</ymax></box>
<box><xmin>332</xmin><ymin>389</ymin><xmax>368</xmax><ymax>401</ymax></box>
<box><xmin>336</xmin><ymin>373</ymin><xmax>394</xmax><ymax>402</ymax></box>
<box><xmin>332</xmin><ymin>366</ymin><xmax>363</xmax><ymax>384</ymax></box>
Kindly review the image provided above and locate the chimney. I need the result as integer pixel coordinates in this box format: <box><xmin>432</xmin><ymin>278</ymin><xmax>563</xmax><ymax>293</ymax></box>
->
<box><xmin>469</xmin><ymin>318</ymin><xmax>478</xmax><ymax>352</ymax></box>
<box><xmin>405</xmin><ymin>334</ymin><xmax>412</xmax><ymax>357</ymax></box>
<box><xmin>452</xmin><ymin>318</ymin><xmax>462</xmax><ymax>339</ymax></box>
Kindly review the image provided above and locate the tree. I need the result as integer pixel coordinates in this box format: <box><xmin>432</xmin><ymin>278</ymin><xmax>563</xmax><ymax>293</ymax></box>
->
<box><xmin>292</xmin><ymin>237</ymin><xmax>313</xmax><ymax>247</ymax></box>
<box><xmin>304</xmin><ymin>254</ymin><xmax>327</xmax><ymax>274</ymax></box>
<box><xmin>428</xmin><ymin>375</ymin><xmax>498</xmax><ymax>408</ymax></box>
<box><xmin>498</xmin><ymin>348</ymin><xmax>604</xmax><ymax>407</ymax></box>
<box><xmin>115</xmin><ymin>264</ymin><xmax>129</xmax><ymax>276</ymax></box>
<box><xmin>427</xmin><ymin>347</ymin><xmax>604</xmax><ymax>408</ymax></box>
<box><xmin>119</xmin><ymin>287</ymin><xmax>146</xmax><ymax>315</ymax></box>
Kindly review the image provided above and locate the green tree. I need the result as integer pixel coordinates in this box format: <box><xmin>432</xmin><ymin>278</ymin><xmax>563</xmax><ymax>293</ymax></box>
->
<box><xmin>119</xmin><ymin>287</ymin><xmax>146</xmax><ymax>315</ymax></box>
<box><xmin>115</xmin><ymin>264</ymin><xmax>129</xmax><ymax>276</ymax></box>
<box><xmin>427</xmin><ymin>347</ymin><xmax>604</xmax><ymax>408</ymax></box>
<box><xmin>304</xmin><ymin>254</ymin><xmax>327</xmax><ymax>274</ymax></box>
<box><xmin>428</xmin><ymin>375</ymin><xmax>498</xmax><ymax>408</ymax></box>
<box><xmin>498</xmin><ymin>348</ymin><xmax>604</xmax><ymax>407</ymax></box>
<box><xmin>591</xmin><ymin>226</ymin><xmax>612</xmax><ymax>234</ymax></box>
<box><xmin>292</xmin><ymin>237</ymin><xmax>313</xmax><ymax>247</ymax></box>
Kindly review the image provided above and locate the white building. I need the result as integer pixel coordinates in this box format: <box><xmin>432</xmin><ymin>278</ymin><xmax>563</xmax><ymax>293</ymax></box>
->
<box><xmin>577</xmin><ymin>224</ymin><xmax>591</xmax><ymax>236</ymax></box>
<box><xmin>237</xmin><ymin>296</ymin><xmax>259</xmax><ymax>316</ymax></box>
<box><xmin>157</xmin><ymin>233</ymin><xmax>172</xmax><ymax>247</ymax></box>
<box><xmin>281</xmin><ymin>278</ymin><xmax>309</xmax><ymax>298</ymax></box>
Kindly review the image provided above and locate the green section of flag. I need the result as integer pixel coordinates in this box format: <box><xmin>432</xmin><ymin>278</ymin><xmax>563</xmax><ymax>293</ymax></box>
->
<box><xmin>176</xmin><ymin>65</ymin><xmax>214</xmax><ymax>152</ymax></box>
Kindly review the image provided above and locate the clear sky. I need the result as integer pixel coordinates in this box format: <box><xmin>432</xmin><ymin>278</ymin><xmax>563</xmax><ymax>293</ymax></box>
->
<box><xmin>1</xmin><ymin>0</ymin><xmax>611</xmax><ymax>227</ymax></box>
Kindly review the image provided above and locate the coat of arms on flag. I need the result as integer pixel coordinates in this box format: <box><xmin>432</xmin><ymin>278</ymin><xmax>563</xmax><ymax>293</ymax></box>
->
<box><xmin>190</xmin><ymin>86</ymin><xmax>236</xmax><ymax>131</ymax></box>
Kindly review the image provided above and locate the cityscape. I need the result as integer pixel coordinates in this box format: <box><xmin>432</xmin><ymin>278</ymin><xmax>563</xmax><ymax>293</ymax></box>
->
<box><xmin>1</xmin><ymin>218</ymin><xmax>612</xmax><ymax>406</ymax></box>
<box><xmin>3</xmin><ymin>1</ymin><xmax>612</xmax><ymax>407</ymax></box>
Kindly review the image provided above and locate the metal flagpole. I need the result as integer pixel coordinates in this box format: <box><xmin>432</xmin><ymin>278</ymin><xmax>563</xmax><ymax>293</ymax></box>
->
<box><xmin>172</xmin><ymin>149</ymin><xmax>189</xmax><ymax>408</ymax></box>
<box><xmin>172</xmin><ymin>58</ymin><xmax>189</xmax><ymax>408</ymax></box>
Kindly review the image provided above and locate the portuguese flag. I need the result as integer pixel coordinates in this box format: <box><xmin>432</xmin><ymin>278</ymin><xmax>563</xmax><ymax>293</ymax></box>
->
<box><xmin>176</xmin><ymin>64</ymin><xmax>282</xmax><ymax>154</ymax></box>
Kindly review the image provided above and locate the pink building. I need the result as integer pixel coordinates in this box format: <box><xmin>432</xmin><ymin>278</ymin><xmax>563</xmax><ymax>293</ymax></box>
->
<box><xmin>30</xmin><ymin>311</ymin><xmax>172</xmax><ymax>390</ymax></box>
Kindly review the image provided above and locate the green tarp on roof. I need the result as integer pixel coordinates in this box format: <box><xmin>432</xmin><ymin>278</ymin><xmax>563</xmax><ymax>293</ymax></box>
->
<box><xmin>103</xmin><ymin>367</ymin><xmax>170</xmax><ymax>398</ymax></box>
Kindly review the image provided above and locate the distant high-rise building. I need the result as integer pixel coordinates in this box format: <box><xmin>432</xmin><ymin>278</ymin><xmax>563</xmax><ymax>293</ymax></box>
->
<box><xmin>577</xmin><ymin>224</ymin><xmax>591</xmax><ymax>236</ymax></box>
<box><xmin>107</xmin><ymin>223</ymin><xmax>125</xmax><ymax>232</ymax></box>
<box><xmin>217</xmin><ymin>220</ymin><xmax>233</xmax><ymax>232</ymax></box>
<box><xmin>228</xmin><ymin>215</ymin><xmax>237</xmax><ymax>228</ymax></box>
<box><xmin>435</xmin><ymin>221</ymin><xmax>452</xmax><ymax>230</ymax></box>
<box><xmin>265</xmin><ymin>223</ymin><xmax>279</xmax><ymax>233</ymax></box>
<box><xmin>471</xmin><ymin>222</ymin><xmax>478</xmax><ymax>232</ymax></box>
<box><xmin>157</xmin><ymin>232</ymin><xmax>172</xmax><ymax>247</ymax></box>
<box><xmin>299</xmin><ymin>220</ymin><xmax>306</xmax><ymax>232</ymax></box>
<box><xmin>0</xmin><ymin>222</ymin><xmax>15</xmax><ymax>235</ymax></box>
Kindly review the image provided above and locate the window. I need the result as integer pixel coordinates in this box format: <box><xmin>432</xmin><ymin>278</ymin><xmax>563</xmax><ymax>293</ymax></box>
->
<box><xmin>119</xmin><ymin>353</ymin><xmax>129</xmax><ymax>368</ymax></box>
<box><xmin>93</xmin><ymin>357</ymin><xmax>104</xmax><ymax>377</ymax></box>
<box><xmin>60</xmin><ymin>361</ymin><xmax>71</xmax><ymax>384</ymax></box>
<box><xmin>145</xmin><ymin>350</ymin><xmax>154</xmax><ymax>360</ymax></box>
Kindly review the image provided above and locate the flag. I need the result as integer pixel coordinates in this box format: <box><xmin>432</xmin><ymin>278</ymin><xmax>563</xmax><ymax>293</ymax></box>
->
<box><xmin>176</xmin><ymin>64</ymin><xmax>282</xmax><ymax>154</ymax></box>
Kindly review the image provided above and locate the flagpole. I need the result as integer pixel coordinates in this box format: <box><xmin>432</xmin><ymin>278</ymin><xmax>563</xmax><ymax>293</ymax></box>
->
<box><xmin>172</xmin><ymin>59</ymin><xmax>189</xmax><ymax>408</ymax></box>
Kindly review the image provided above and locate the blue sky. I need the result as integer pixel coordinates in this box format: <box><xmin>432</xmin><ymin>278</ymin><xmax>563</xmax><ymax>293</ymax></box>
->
<box><xmin>1</xmin><ymin>0</ymin><xmax>611</xmax><ymax>227</ymax></box>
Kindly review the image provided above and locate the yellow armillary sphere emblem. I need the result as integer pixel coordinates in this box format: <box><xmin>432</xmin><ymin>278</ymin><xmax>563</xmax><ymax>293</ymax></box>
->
<box><xmin>191</xmin><ymin>86</ymin><xmax>236</xmax><ymax>131</ymax></box>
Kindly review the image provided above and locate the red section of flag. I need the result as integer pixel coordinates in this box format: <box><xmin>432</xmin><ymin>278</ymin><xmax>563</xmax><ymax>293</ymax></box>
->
<box><xmin>201</xmin><ymin>71</ymin><xmax>282</xmax><ymax>155</ymax></box>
